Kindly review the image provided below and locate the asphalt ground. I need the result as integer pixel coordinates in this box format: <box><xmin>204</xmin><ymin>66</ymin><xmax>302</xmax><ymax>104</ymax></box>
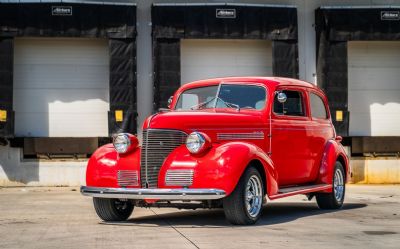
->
<box><xmin>0</xmin><ymin>185</ymin><xmax>399</xmax><ymax>249</ymax></box>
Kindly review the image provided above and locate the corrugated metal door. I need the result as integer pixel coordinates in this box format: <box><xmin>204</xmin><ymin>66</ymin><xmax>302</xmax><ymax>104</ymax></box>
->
<box><xmin>13</xmin><ymin>38</ymin><xmax>109</xmax><ymax>137</ymax></box>
<box><xmin>348</xmin><ymin>41</ymin><xmax>400</xmax><ymax>136</ymax></box>
<box><xmin>181</xmin><ymin>39</ymin><xmax>272</xmax><ymax>84</ymax></box>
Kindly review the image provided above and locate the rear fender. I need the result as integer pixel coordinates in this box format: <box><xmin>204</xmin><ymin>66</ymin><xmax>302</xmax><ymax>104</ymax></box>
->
<box><xmin>316</xmin><ymin>139</ymin><xmax>350</xmax><ymax>192</ymax></box>
<box><xmin>159</xmin><ymin>142</ymin><xmax>279</xmax><ymax>197</ymax></box>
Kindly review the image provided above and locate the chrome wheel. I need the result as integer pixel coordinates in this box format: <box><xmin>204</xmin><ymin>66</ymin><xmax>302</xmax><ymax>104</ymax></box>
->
<box><xmin>333</xmin><ymin>167</ymin><xmax>345</xmax><ymax>202</ymax></box>
<box><xmin>223</xmin><ymin>167</ymin><xmax>264</xmax><ymax>225</ymax></box>
<box><xmin>245</xmin><ymin>175</ymin><xmax>263</xmax><ymax>218</ymax></box>
<box><xmin>316</xmin><ymin>162</ymin><xmax>345</xmax><ymax>210</ymax></box>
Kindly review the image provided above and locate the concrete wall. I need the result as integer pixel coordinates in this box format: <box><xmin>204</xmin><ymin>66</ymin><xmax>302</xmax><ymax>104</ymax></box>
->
<box><xmin>351</xmin><ymin>158</ymin><xmax>400</xmax><ymax>184</ymax></box>
<box><xmin>3</xmin><ymin>141</ymin><xmax>400</xmax><ymax>186</ymax></box>
<box><xmin>0</xmin><ymin>145</ymin><xmax>86</xmax><ymax>186</ymax></box>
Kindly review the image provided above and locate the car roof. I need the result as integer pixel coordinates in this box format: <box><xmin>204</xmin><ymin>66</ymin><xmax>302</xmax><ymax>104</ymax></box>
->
<box><xmin>179</xmin><ymin>76</ymin><xmax>320</xmax><ymax>92</ymax></box>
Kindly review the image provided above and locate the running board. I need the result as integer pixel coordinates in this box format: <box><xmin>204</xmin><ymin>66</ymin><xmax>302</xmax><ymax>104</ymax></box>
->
<box><xmin>269</xmin><ymin>184</ymin><xmax>332</xmax><ymax>200</ymax></box>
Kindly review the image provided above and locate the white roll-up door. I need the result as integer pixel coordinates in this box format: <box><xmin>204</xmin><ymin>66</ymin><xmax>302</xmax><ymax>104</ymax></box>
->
<box><xmin>348</xmin><ymin>41</ymin><xmax>400</xmax><ymax>136</ymax></box>
<box><xmin>181</xmin><ymin>39</ymin><xmax>272</xmax><ymax>84</ymax></box>
<box><xmin>13</xmin><ymin>38</ymin><xmax>109</xmax><ymax>137</ymax></box>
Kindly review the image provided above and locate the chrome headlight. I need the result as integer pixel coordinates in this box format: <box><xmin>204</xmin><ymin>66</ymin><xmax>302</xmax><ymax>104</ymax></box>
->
<box><xmin>186</xmin><ymin>132</ymin><xmax>207</xmax><ymax>154</ymax></box>
<box><xmin>113</xmin><ymin>133</ymin><xmax>131</xmax><ymax>153</ymax></box>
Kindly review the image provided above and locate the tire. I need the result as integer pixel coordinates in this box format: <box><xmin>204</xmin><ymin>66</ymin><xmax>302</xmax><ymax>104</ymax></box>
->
<box><xmin>316</xmin><ymin>162</ymin><xmax>346</xmax><ymax>209</ymax></box>
<box><xmin>223</xmin><ymin>167</ymin><xmax>264</xmax><ymax>225</ymax></box>
<box><xmin>93</xmin><ymin>198</ymin><xmax>134</xmax><ymax>221</ymax></box>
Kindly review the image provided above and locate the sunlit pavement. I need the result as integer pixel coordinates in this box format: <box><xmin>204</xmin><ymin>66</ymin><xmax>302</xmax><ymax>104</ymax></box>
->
<box><xmin>0</xmin><ymin>185</ymin><xmax>399</xmax><ymax>249</ymax></box>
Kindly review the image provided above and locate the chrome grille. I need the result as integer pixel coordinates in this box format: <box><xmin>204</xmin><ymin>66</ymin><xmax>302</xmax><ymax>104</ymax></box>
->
<box><xmin>140</xmin><ymin>129</ymin><xmax>187</xmax><ymax>188</ymax></box>
<box><xmin>117</xmin><ymin>170</ymin><xmax>139</xmax><ymax>187</ymax></box>
<box><xmin>165</xmin><ymin>170</ymin><xmax>194</xmax><ymax>187</ymax></box>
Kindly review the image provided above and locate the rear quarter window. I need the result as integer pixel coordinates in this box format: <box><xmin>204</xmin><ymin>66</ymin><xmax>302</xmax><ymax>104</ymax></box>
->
<box><xmin>310</xmin><ymin>93</ymin><xmax>328</xmax><ymax>119</ymax></box>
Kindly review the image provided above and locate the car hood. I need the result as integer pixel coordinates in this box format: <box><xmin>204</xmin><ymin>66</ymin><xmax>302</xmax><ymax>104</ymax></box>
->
<box><xmin>143</xmin><ymin>110</ymin><xmax>264</xmax><ymax>132</ymax></box>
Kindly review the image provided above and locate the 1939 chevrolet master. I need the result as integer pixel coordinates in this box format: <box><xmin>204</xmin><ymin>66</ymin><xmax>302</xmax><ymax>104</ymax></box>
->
<box><xmin>81</xmin><ymin>77</ymin><xmax>350</xmax><ymax>225</ymax></box>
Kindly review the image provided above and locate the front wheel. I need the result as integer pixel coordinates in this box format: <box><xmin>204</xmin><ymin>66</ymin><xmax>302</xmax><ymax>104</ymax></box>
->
<box><xmin>223</xmin><ymin>167</ymin><xmax>264</xmax><ymax>225</ymax></box>
<box><xmin>316</xmin><ymin>162</ymin><xmax>346</xmax><ymax>209</ymax></box>
<box><xmin>93</xmin><ymin>198</ymin><xmax>134</xmax><ymax>221</ymax></box>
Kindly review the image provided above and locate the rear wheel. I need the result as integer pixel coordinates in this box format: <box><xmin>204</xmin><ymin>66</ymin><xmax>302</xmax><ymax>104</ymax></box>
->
<box><xmin>316</xmin><ymin>162</ymin><xmax>346</xmax><ymax>209</ymax></box>
<box><xmin>93</xmin><ymin>198</ymin><xmax>134</xmax><ymax>221</ymax></box>
<box><xmin>223</xmin><ymin>167</ymin><xmax>264</xmax><ymax>225</ymax></box>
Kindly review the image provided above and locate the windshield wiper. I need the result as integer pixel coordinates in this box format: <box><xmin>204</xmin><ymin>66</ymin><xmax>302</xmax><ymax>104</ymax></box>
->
<box><xmin>190</xmin><ymin>96</ymin><xmax>217</xmax><ymax>110</ymax></box>
<box><xmin>190</xmin><ymin>96</ymin><xmax>240</xmax><ymax>111</ymax></box>
<box><xmin>220</xmin><ymin>100</ymin><xmax>240</xmax><ymax>111</ymax></box>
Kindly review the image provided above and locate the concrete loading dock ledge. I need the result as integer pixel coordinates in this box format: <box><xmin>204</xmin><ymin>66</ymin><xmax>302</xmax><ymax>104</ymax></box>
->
<box><xmin>1</xmin><ymin>0</ymin><xmax>400</xmax><ymax>186</ymax></box>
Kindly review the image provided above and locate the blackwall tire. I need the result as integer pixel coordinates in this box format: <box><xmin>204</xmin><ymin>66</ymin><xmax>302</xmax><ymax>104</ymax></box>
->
<box><xmin>93</xmin><ymin>197</ymin><xmax>134</xmax><ymax>221</ymax></box>
<box><xmin>316</xmin><ymin>162</ymin><xmax>346</xmax><ymax>210</ymax></box>
<box><xmin>223</xmin><ymin>167</ymin><xmax>264</xmax><ymax>225</ymax></box>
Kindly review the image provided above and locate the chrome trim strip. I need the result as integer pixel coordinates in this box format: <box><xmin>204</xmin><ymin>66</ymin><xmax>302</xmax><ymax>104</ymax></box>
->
<box><xmin>217</xmin><ymin>131</ymin><xmax>264</xmax><ymax>140</ymax></box>
<box><xmin>272</xmin><ymin>127</ymin><xmax>331</xmax><ymax>131</ymax></box>
<box><xmin>81</xmin><ymin>186</ymin><xmax>226</xmax><ymax>200</ymax></box>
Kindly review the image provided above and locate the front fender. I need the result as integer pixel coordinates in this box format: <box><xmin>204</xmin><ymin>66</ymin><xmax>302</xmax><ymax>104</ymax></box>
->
<box><xmin>316</xmin><ymin>139</ymin><xmax>350</xmax><ymax>191</ymax></box>
<box><xmin>86</xmin><ymin>144</ymin><xmax>141</xmax><ymax>187</ymax></box>
<box><xmin>159</xmin><ymin>142</ymin><xmax>278</xmax><ymax>197</ymax></box>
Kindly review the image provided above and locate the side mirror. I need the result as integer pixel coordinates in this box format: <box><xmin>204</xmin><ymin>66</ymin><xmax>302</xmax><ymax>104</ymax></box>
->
<box><xmin>277</xmin><ymin>92</ymin><xmax>287</xmax><ymax>103</ymax></box>
<box><xmin>167</xmin><ymin>96</ymin><xmax>173</xmax><ymax>109</ymax></box>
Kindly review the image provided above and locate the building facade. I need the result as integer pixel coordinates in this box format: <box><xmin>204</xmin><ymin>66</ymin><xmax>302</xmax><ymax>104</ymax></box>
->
<box><xmin>1</xmin><ymin>0</ymin><xmax>400</xmax><ymax>186</ymax></box>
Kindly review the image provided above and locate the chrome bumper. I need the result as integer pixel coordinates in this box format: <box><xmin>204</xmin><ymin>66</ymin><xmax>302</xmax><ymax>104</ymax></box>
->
<box><xmin>80</xmin><ymin>186</ymin><xmax>226</xmax><ymax>200</ymax></box>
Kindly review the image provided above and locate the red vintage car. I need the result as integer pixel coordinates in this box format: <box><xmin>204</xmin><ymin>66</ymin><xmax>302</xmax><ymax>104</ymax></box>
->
<box><xmin>81</xmin><ymin>77</ymin><xmax>350</xmax><ymax>225</ymax></box>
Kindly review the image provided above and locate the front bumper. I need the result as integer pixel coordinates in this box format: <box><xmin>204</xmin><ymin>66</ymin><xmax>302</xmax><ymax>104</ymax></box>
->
<box><xmin>80</xmin><ymin>186</ymin><xmax>226</xmax><ymax>200</ymax></box>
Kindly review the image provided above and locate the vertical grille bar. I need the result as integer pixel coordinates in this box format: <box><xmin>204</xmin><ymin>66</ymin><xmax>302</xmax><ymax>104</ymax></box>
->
<box><xmin>140</xmin><ymin>129</ymin><xmax>187</xmax><ymax>188</ymax></box>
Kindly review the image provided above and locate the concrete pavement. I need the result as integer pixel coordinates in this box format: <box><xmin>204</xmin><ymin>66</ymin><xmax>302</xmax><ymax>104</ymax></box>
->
<box><xmin>0</xmin><ymin>185</ymin><xmax>399</xmax><ymax>249</ymax></box>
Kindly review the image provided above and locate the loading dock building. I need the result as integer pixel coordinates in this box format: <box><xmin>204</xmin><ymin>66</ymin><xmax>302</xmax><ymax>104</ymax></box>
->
<box><xmin>151</xmin><ymin>3</ymin><xmax>298</xmax><ymax>109</ymax></box>
<box><xmin>316</xmin><ymin>6</ymin><xmax>400</xmax><ymax>156</ymax></box>
<box><xmin>0</xmin><ymin>0</ymin><xmax>399</xmax><ymax>186</ymax></box>
<box><xmin>0</xmin><ymin>2</ymin><xmax>137</xmax><ymax>156</ymax></box>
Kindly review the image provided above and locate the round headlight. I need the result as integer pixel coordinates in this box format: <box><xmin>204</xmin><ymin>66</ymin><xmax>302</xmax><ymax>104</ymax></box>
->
<box><xmin>113</xmin><ymin>133</ymin><xmax>131</xmax><ymax>153</ymax></box>
<box><xmin>186</xmin><ymin>132</ymin><xmax>205</xmax><ymax>154</ymax></box>
<box><xmin>186</xmin><ymin>132</ymin><xmax>212</xmax><ymax>154</ymax></box>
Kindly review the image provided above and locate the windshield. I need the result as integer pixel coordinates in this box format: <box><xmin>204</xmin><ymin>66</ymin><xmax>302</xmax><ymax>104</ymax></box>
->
<box><xmin>175</xmin><ymin>84</ymin><xmax>266</xmax><ymax>111</ymax></box>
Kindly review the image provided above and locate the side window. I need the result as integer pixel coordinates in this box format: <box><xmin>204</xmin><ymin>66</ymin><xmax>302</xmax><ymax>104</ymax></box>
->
<box><xmin>310</xmin><ymin>93</ymin><xmax>328</xmax><ymax>119</ymax></box>
<box><xmin>273</xmin><ymin>90</ymin><xmax>305</xmax><ymax>116</ymax></box>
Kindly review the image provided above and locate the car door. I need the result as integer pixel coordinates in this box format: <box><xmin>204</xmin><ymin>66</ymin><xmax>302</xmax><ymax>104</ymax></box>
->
<box><xmin>307</xmin><ymin>90</ymin><xmax>335</xmax><ymax>181</ymax></box>
<box><xmin>271</xmin><ymin>87</ymin><xmax>315</xmax><ymax>186</ymax></box>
